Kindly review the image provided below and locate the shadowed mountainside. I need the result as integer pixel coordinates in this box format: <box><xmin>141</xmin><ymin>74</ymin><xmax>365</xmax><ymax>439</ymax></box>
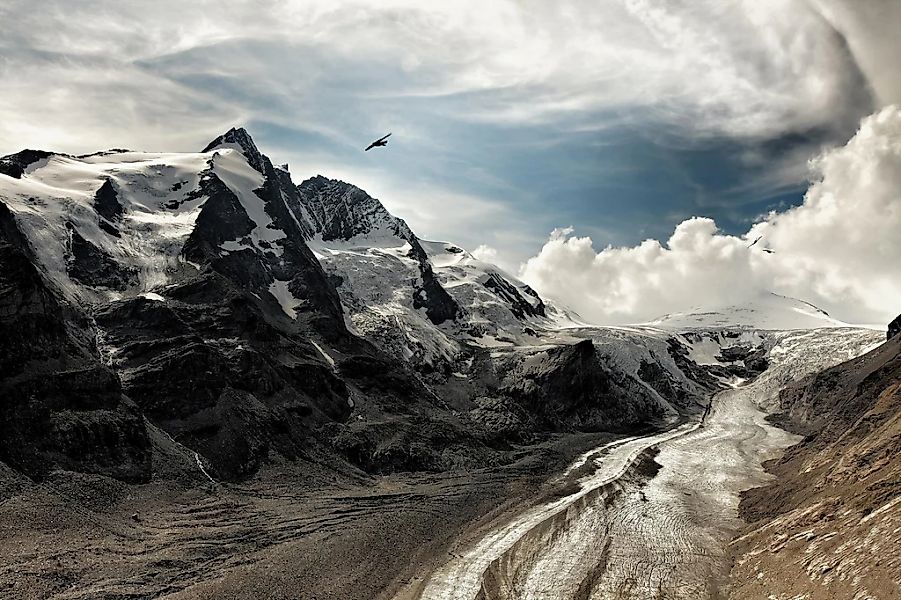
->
<box><xmin>731</xmin><ymin>324</ymin><xmax>900</xmax><ymax>599</ymax></box>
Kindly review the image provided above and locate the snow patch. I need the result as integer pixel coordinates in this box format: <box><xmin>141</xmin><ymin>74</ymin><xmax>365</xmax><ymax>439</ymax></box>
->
<box><xmin>211</xmin><ymin>149</ymin><xmax>286</xmax><ymax>256</ymax></box>
<box><xmin>647</xmin><ymin>293</ymin><xmax>848</xmax><ymax>330</ymax></box>
<box><xmin>310</xmin><ymin>340</ymin><xmax>337</xmax><ymax>372</ymax></box>
<box><xmin>268</xmin><ymin>279</ymin><xmax>301</xmax><ymax>319</ymax></box>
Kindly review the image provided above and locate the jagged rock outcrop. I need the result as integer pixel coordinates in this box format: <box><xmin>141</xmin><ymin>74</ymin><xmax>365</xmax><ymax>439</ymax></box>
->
<box><xmin>203</xmin><ymin>127</ymin><xmax>268</xmax><ymax>174</ymax></box>
<box><xmin>0</xmin><ymin>149</ymin><xmax>53</xmax><ymax>179</ymax></box>
<box><xmin>191</xmin><ymin>130</ymin><xmax>345</xmax><ymax>334</ymax></box>
<box><xmin>93</xmin><ymin>178</ymin><xmax>124</xmax><ymax>224</ymax></box>
<box><xmin>889</xmin><ymin>313</ymin><xmax>900</xmax><ymax>340</ymax></box>
<box><xmin>297</xmin><ymin>175</ymin><xmax>414</xmax><ymax>243</ymax></box>
<box><xmin>483</xmin><ymin>272</ymin><xmax>546</xmax><ymax>319</ymax></box>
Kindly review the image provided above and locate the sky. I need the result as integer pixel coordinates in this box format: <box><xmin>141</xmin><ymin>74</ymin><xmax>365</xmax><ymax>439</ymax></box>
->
<box><xmin>1</xmin><ymin>0</ymin><xmax>899</xmax><ymax>325</ymax></box>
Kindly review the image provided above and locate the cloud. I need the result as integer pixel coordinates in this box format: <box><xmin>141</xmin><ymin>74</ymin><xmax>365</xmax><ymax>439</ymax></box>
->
<box><xmin>519</xmin><ymin>105</ymin><xmax>901</xmax><ymax>326</ymax></box>
<box><xmin>1</xmin><ymin>0</ymin><xmax>897</xmax><ymax>277</ymax></box>
<box><xmin>809</xmin><ymin>0</ymin><xmax>901</xmax><ymax>107</ymax></box>
<box><xmin>0</xmin><ymin>0</ymin><xmax>894</xmax><ymax>154</ymax></box>
<box><xmin>471</xmin><ymin>245</ymin><xmax>499</xmax><ymax>263</ymax></box>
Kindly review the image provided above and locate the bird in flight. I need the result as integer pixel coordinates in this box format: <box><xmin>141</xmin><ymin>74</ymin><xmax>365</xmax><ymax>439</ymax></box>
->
<box><xmin>748</xmin><ymin>235</ymin><xmax>775</xmax><ymax>253</ymax></box>
<box><xmin>365</xmin><ymin>133</ymin><xmax>391</xmax><ymax>151</ymax></box>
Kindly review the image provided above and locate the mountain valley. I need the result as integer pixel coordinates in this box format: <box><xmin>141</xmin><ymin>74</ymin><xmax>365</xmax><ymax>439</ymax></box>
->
<box><xmin>0</xmin><ymin>129</ymin><xmax>896</xmax><ymax>600</ymax></box>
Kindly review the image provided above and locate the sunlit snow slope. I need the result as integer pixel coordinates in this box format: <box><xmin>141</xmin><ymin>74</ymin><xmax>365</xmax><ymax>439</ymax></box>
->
<box><xmin>294</xmin><ymin>176</ymin><xmax>563</xmax><ymax>368</ymax></box>
<box><xmin>647</xmin><ymin>292</ymin><xmax>850</xmax><ymax>330</ymax></box>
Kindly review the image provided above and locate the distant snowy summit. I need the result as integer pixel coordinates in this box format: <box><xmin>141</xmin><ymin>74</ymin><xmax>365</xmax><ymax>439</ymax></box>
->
<box><xmin>646</xmin><ymin>293</ymin><xmax>848</xmax><ymax>330</ymax></box>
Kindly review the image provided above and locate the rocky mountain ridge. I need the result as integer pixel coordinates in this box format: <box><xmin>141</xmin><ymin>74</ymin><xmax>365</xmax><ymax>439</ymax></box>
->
<box><xmin>0</xmin><ymin>128</ymin><xmax>824</xmax><ymax>485</ymax></box>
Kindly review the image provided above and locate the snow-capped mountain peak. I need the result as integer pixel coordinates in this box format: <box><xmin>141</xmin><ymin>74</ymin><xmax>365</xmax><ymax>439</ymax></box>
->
<box><xmin>202</xmin><ymin>126</ymin><xmax>267</xmax><ymax>175</ymax></box>
<box><xmin>297</xmin><ymin>175</ymin><xmax>415</xmax><ymax>245</ymax></box>
<box><xmin>0</xmin><ymin>129</ymin><xmax>342</xmax><ymax>330</ymax></box>
<box><xmin>646</xmin><ymin>292</ymin><xmax>848</xmax><ymax>330</ymax></box>
<box><xmin>292</xmin><ymin>175</ymin><xmax>564</xmax><ymax>368</ymax></box>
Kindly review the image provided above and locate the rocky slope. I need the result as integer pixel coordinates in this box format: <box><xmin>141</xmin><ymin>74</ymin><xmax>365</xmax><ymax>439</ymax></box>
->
<box><xmin>730</xmin><ymin>321</ymin><xmax>900</xmax><ymax>599</ymax></box>
<box><xmin>0</xmin><ymin>201</ymin><xmax>150</xmax><ymax>482</ymax></box>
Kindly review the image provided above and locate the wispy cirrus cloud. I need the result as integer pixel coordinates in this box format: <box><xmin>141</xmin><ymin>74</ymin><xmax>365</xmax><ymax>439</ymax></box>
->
<box><xmin>2</xmin><ymin>0</ymin><xmax>894</xmax><ymax>150</ymax></box>
<box><xmin>1</xmin><ymin>0</ymin><xmax>898</xmax><ymax>268</ymax></box>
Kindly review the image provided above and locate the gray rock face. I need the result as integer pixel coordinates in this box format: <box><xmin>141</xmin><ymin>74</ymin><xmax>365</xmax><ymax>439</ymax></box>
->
<box><xmin>193</xmin><ymin>139</ymin><xmax>346</xmax><ymax>334</ymax></box>
<box><xmin>483</xmin><ymin>272</ymin><xmax>546</xmax><ymax>319</ymax></box>
<box><xmin>889</xmin><ymin>313</ymin><xmax>900</xmax><ymax>340</ymax></box>
<box><xmin>65</xmin><ymin>223</ymin><xmax>138</xmax><ymax>291</ymax></box>
<box><xmin>0</xmin><ymin>202</ymin><xmax>151</xmax><ymax>482</ymax></box>
<box><xmin>0</xmin><ymin>149</ymin><xmax>53</xmax><ymax>179</ymax></box>
<box><xmin>92</xmin><ymin>290</ymin><xmax>352</xmax><ymax>481</ymax></box>
<box><xmin>202</xmin><ymin>127</ymin><xmax>267</xmax><ymax>174</ymax></box>
<box><xmin>297</xmin><ymin>175</ymin><xmax>415</xmax><ymax>242</ymax></box>
<box><xmin>93</xmin><ymin>178</ymin><xmax>124</xmax><ymax>224</ymax></box>
<box><xmin>492</xmin><ymin>340</ymin><xmax>666</xmax><ymax>434</ymax></box>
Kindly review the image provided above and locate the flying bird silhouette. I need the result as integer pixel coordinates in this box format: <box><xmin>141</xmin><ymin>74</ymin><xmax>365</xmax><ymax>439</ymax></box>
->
<box><xmin>365</xmin><ymin>133</ymin><xmax>391</xmax><ymax>151</ymax></box>
<box><xmin>748</xmin><ymin>236</ymin><xmax>762</xmax><ymax>248</ymax></box>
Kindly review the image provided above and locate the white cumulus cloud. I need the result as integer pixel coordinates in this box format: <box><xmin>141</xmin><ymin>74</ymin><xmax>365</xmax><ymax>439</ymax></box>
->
<box><xmin>471</xmin><ymin>244</ymin><xmax>499</xmax><ymax>263</ymax></box>
<box><xmin>519</xmin><ymin>106</ymin><xmax>901</xmax><ymax>326</ymax></box>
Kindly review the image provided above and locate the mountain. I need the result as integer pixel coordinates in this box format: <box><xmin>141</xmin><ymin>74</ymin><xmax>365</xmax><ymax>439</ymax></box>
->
<box><xmin>647</xmin><ymin>292</ymin><xmax>848</xmax><ymax>330</ymax></box>
<box><xmin>295</xmin><ymin>175</ymin><xmax>459</xmax><ymax>368</ymax></box>
<box><xmin>291</xmin><ymin>175</ymin><xmax>724</xmax><ymax>433</ymax></box>
<box><xmin>731</xmin><ymin>323</ymin><xmax>900</xmax><ymax>599</ymax></box>
<box><xmin>0</xmin><ymin>129</ymin><xmax>717</xmax><ymax>484</ymax></box>
<box><xmin>0</xmin><ymin>130</ymin><xmax>488</xmax><ymax>481</ymax></box>
<box><xmin>1</xmin><ymin>128</ymin><xmax>889</xmax><ymax>600</ymax></box>
<box><xmin>0</xmin><ymin>200</ymin><xmax>150</xmax><ymax>482</ymax></box>
<box><xmin>294</xmin><ymin>175</ymin><xmax>558</xmax><ymax>371</ymax></box>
